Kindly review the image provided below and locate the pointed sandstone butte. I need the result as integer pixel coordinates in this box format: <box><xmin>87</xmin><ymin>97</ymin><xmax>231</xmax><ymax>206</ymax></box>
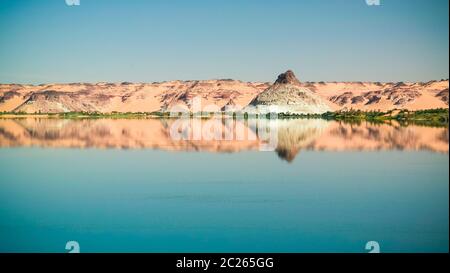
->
<box><xmin>274</xmin><ymin>70</ymin><xmax>301</xmax><ymax>86</ymax></box>
<box><xmin>247</xmin><ymin>70</ymin><xmax>331</xmax><ymax>114</ymax></box>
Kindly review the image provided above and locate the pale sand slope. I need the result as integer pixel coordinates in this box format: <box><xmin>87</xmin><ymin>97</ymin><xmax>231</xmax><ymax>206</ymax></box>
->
<box><xmin>0</xmin><ymin>79</ymin><xmax>448</xmax><ymax>113</ymax></box>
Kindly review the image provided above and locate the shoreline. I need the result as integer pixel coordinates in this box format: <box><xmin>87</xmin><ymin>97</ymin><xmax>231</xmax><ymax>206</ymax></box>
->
<box><xmin>0</xmin><ymin>108</ymin><xmax>448</xmax><ymax>126</ymax></box>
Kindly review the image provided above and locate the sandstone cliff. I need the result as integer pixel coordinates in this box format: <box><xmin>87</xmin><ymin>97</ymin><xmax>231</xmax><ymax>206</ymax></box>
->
<box><xmin>0</xmin><ymin>71</ymin><xmax>448</xmax><ymax>113</ymax></box>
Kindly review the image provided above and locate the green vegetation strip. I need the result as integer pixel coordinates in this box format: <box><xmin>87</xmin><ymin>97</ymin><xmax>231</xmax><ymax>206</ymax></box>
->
<box><xmin>1</xmin><ymin>108</ymin><xmax>448</xmax><ymax>126</ymax></box>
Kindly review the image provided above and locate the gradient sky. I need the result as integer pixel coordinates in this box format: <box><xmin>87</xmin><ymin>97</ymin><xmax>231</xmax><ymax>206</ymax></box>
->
<box><xmin>0</xmin><ymin>0</ymin><xmax>448</xmax><ymax>84</ymax></box>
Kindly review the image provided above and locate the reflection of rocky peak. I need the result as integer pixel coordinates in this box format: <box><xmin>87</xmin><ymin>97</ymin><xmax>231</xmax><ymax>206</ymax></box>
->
<box><xmin>274</xmin><ymin>70</ymin><xmax>301</xmax><ymax>86</ymax></box>
<box><xmin>275</xmin><ymin>148</ymin><xmax>299</xmax><ymax>163</ymax></box>
<box><xmin>273</xmin><ymin>119</ymin><xmax>330</xmax><ymax>162</ymax></box>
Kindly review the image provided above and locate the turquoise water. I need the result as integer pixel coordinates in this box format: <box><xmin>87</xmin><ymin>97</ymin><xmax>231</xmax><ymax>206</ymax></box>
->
<box><xmin>0</xmin><ymin>119</ymin><xmax>448</xmax><ymax>253</ymax></box>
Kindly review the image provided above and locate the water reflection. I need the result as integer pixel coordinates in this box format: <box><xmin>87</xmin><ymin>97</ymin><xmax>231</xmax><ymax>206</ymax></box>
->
<box><xmin>0</xmin><ymin>118</ymin><xmax>448</xmax><ymax>162</ymax></box>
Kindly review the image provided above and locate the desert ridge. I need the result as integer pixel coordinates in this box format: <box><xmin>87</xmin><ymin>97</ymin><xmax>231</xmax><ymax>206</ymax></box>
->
<box><xmin>0</xmin><ymin>71</ymin><xmax>448</xmax><ymax>114</ymax></box>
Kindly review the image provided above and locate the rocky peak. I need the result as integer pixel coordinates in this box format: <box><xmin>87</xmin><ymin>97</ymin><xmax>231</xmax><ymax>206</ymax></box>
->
<box><xmin>274</xmin><ymin>70</ymin><xmax>301</xmax><ymax>86</ymax></box>
<box><xmin>248</xmin><ymin>70</ymin><xmax>331</xmax><ymax>114</ymax></box>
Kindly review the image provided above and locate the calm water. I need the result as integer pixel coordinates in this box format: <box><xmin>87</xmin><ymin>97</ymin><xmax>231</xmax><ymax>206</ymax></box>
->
<box><xmin>0</xmin><ymin>118</ymin><xmax>448</xmax><ymax>253</ymax></box>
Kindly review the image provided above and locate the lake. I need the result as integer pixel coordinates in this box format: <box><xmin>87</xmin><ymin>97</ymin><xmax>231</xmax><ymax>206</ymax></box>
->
<box><xmin>0</xmin><ymin>117</ymin><xmax>448</xmax><ymax>253</ymax></box>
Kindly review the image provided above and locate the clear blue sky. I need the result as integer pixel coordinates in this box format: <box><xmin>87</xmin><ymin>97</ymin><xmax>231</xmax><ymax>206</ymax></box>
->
<box><xmin>0</xmin><ymin>0</ymin><xmax>448</xmax><ymax>84</ymax></box>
